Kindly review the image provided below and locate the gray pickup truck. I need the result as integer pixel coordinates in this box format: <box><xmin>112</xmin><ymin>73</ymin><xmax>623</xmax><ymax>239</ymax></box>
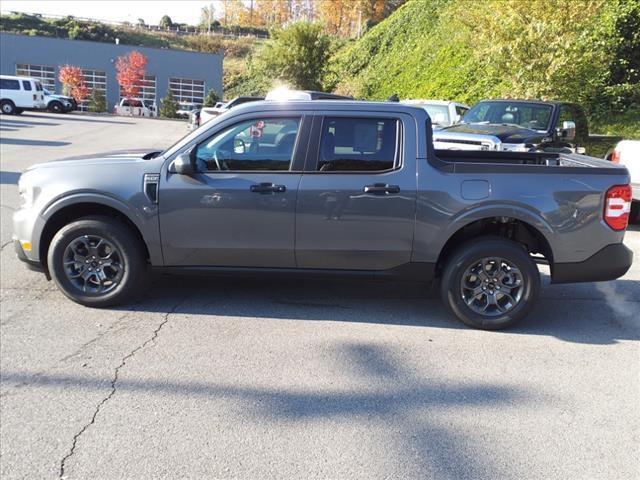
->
<box><xmin>13</xmin><ymin>101</ymin><xmax>634</xmax><ymax>329</ymax></box>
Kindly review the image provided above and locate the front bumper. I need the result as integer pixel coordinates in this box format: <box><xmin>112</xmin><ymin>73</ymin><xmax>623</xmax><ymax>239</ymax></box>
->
<box><xmin>13</xmin><ymin>238</ymin><xmax>47</xmax><ymax>275</ymax></box>
<box><xmin>552</xmin><ymin>243</ymin><xmax>633</xmax><ymax>283</ymax></box>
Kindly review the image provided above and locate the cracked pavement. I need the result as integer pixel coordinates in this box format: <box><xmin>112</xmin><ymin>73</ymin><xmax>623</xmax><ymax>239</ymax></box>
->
<box><xmin>1</xmin><ymin>112</ymin><xmax>639</xmax><ymax>479</ymax></box>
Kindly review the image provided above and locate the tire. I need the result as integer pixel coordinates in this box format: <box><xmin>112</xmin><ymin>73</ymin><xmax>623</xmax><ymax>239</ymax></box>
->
<box><xmin>48</xmin><ymin>101</ymin><xmax>64</xmax><ymax>113</ymax></box>
<box><xmin>440</xmin><ymin>236</ymin><xmax>540</xmax><ymax>330</ymax></box>
<box><xmin>1</xmin><ymin>100</ymin><xmax>16</xmax><ymax>115</ymax></box>
<box><xmin>48</xmin><ymin>216</ymin><xmax>147</xmax><ymax>307</ymax></box>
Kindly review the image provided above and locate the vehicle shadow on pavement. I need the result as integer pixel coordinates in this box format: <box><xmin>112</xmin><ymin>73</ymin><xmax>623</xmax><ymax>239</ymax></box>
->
<box><xmin>126</xmin><ymin>272</ymin><xmax>640</xmax><ymax>345</ymax></box>
<box><xmin>18</xmin><ymin>112</ymin><xmax>137</xmax><ymax>125</ymax></box>
<box><xmin>0</xmin><ymin>118</ymin><xmax>60</xmax><ymax>127</ymax></box>
<box><xmin>0</xmin><ymin>341</ymin><xmax>537</xmax><ymax>478</ymax></box>
<box><xmin>0</xmin><ymin>138</ymin><xmax>71</xmax><ymax>147</ymax></box>
<box><xmin>0</xmin><ymin>171</ymin><xmax>21</xmax><ymax>185</ymax></box>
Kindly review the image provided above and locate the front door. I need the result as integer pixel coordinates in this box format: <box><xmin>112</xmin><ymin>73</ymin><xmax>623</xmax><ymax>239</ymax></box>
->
<box><xmin>295</xmin><ymin>114</ymin><xmax>417</xmax><ymax>270</ymax></box>
<box><xmin>159</xmin><ymin>115</ymin><xmax>306</xmax><ymax>267</ymax></box>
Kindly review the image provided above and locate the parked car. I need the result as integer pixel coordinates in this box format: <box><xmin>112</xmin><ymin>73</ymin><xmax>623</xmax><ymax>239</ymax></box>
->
<box><xmin>199</xmin><ymin>96</ymin><xmax>264</xmax><ymax>125</ymax></box>
<box><xmin>607</xmin><ymin>139</ymin><xmax>640</xmax><ymax>222</ymax></box>
<box><xmin>0</xmin><ymin>75</ymin><xmax>46</xmax><ymax>114</ymax></box>
<box><xmin>434</xmin><ymin>99</ymin><xmax>621</xmax><ymax>157</ymax></box>
<box><xmin>176</xmin><ymin>102</ymin><xmax>198</xmax><ymax>119</ymax></box>
<box><xmin>401</xmin><ymin>99</ymin><xmax>469</xmax><ymax>129</ymax></box>
<box><xmin>43</xmin><ymin>88</ymin><xmax>76</xmax><ymax>113</ymax></box>
<box><xmin>113</xmin><ymin>98</ymin><xmax>157</xmax><ymax>117</ymax></box>
<box><xmin>13</xmin><ymin>100</ymin><xmax>633</xmax><ymax>330</ymax></box>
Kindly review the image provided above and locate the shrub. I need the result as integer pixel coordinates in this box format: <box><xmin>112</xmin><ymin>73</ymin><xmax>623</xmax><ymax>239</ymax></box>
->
<box><xmin>159</xmin><ymin>89</ymin><xmax>179</xmax><ymax>118</ymax></box>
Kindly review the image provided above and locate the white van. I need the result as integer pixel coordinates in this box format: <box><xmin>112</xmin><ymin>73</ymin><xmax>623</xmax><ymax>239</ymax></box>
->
<box><xmin>0</xmin><ymin>75</ymin><xmax>47</xmax><ymax>114</ymax></box>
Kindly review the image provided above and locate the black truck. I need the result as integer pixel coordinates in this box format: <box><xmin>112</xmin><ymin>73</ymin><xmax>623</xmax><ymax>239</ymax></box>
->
<box><xmin>433</xmin><ymin>99</ymin><xmax>621</xmax><ymax>158</ymax></box>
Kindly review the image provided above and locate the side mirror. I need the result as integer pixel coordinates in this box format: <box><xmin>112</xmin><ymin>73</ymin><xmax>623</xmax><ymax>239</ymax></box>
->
<box><xmin>560</xmin><ymin>120</ymin><xmax>576</xmax><ymax>141</ymax></box>
<box><xmin>171</xmin><ymin>151</ymin><xmax>196</xmax><ymax>175</ymax></box>
<box><xmin>234</xmin><ymin>138</ymin><xmax>245</xmax><ymax>154</ymax></box>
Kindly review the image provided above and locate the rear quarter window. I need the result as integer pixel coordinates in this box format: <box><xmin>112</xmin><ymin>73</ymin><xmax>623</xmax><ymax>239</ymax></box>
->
<box><xmin>1</xmin><ymin>79</ymin><xmax>21</xmax><ymax>90</ymax></box>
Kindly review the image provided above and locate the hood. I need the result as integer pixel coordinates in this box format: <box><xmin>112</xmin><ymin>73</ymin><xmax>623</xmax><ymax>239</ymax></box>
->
<box><xmin>27</xmin><ymin>149</ymin><xmax>161</xmax><ymax>171</ymax></box>
<box><xmin>48</xmin><ymin>93</ymin><xmax>74</xmax><ymax>102</ymax></box>
<box><xmin>442</xmin><ymin>123</ymin><xmax>546</xmax><ymax>144</ymax></box>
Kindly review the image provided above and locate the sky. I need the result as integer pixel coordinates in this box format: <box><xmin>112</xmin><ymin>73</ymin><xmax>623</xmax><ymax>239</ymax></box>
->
<box><xmin>0</xmin><ymin>0</ymin><xmax>218</xmax><ymax>26</ymax></box>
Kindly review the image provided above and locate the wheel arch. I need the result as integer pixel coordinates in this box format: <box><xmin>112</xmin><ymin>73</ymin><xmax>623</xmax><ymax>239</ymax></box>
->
<box><xmin>39</xmin><ymin>199</ymin><xmax>150</xmax><ymax>269</ymax></box>
<box><xmin>435</xmin><ymin>215</ymin><xmax>555</xmax><ymax>277</ymax></box>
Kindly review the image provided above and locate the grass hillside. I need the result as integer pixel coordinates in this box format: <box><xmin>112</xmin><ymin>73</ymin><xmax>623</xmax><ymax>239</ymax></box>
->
<box><xmin>327</xmin><ymin>0</ymin><xmax>640</xmax><ymax>136</ymax></box>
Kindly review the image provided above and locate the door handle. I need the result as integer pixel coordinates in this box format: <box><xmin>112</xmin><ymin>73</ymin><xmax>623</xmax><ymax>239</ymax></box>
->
<box><xmin>363</xmin><ymin>183</ymin><xmax>400</xmax><ymax>194</ymax></box>
<box><xmin>250</xmin><ymin>182</ymin><xmax>286</xmax><ymax>193</ymax></box>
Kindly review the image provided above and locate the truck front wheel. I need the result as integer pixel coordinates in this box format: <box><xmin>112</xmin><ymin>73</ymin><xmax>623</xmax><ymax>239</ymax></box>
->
<box><xmin>440</xmin><ymin>237</ymin><xmax>540</xmax><ymax>330</ymax></box>
<box><xmin>48</xmin><ymin>216</ymin><xmax>147</xmax><ymax>307</ymax></box>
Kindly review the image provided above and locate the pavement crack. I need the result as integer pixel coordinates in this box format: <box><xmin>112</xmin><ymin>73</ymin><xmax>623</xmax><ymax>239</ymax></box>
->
<box><xmin>0</xmin><ymin>240</ymin><xmax>13</xmax><ymax>251</ymax></box>
<box><xmin>57</xmin><ymin>298</ymin><xmax>186</xmax><ymax>479</ymax></box>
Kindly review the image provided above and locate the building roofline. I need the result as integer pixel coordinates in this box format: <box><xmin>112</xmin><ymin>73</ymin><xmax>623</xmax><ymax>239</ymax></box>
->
<box><xmin>0</xmin><ymin>31</ymin><xmax>223</xmax><ymax>57</ymax></box>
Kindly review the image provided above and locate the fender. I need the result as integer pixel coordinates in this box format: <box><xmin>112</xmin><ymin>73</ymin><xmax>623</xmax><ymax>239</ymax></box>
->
<box><xmin>414</xmin><ymin>201</ymin><xmax>557</xmax><ymax>264</ymax></box>
<box><xmin>34</xmin><ymin>192</ymin><xmax>163</xmax><ymax>265</ymax></box>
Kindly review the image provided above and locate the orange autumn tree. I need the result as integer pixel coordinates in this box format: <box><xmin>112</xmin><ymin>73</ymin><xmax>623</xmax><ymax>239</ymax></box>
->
<box><xmin>115</xmin><ymin>51</ymin><xmax>148</xmax><ymax>103</ymax></box>
<box><xmin>58</xmin><ymin>65</ymin><xmax>89</xmax><ymax>104</ymax></box>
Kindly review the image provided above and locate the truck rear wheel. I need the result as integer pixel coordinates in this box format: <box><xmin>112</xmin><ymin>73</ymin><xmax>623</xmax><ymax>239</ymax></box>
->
<box><xmin>48</xmin><ymin>216</ymin><xmax>147</xmax><ymax>307</ymax></box>
<box><xmin>440</xmin><ymin>236</ymin><xmax>540</xmax><ymax>330</ymax></box>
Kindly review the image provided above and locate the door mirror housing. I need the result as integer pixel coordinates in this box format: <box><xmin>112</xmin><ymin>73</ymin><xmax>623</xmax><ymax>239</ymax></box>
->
<box><xmin>171</xmin><ymin>151</ymin><xmax>196</xmax><ymax>175</ymax></box>
<box><xmin>560</xmin><ymin>120</ymin><xmax>576</xmax><ymax>141</ymax></box>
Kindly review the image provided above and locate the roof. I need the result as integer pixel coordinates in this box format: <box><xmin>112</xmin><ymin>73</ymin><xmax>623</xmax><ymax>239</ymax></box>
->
<box><xmin>229</xmin><ymin>99</ymin><xmax>433</xmax><ymax>116</ymax></box>
<box><xmin>0</xmin><ymin>74</ymin><xmax>39</xmax><ymax>81</ymax></box>
<box><xmin>477</xmin><ymin>98</ymin><xmax>564</xmax><ymax>106</ymax></box>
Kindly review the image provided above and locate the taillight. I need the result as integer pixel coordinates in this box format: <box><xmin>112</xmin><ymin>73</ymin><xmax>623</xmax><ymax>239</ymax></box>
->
<box><xmin>610</xmin><ymin>149</ymin><xmax>620</xmax><ymax>163</ymax></box>
<box><xmin>604</xmin><ymin>184</ymin><xmax>632</xmax><ymax>231</ymax></box>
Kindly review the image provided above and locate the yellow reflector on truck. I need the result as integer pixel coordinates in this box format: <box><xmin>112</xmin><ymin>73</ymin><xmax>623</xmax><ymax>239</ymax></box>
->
<box><xmin>21</xmin><ymin>241</ymin><xmax>32</xmax><ymax>252</ymax></box>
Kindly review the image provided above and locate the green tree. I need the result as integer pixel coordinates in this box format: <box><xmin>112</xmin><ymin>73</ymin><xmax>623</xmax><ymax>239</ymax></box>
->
<box><xmin>159</xmin><ymin>15</ymin><xmax>173</xmax><ymax>29</ymax></box>
<box><xmin>87</xmin><ymin>88</ymin><xmax>106</xmax><ymax>112</ymax></box>
<box><xmin>159</xmin><ymin>88</ymin><xmax>179</xmax><ymax>118</ymax></box>
<box><xmin>254</xmin><ymin>22</ymin><xmax>332</xmax><ymax>90</ymax></box>
<box><xmin>203</xmin><ymin>88</ymin><xmax>220</xmax><ymax>106</ymax></box>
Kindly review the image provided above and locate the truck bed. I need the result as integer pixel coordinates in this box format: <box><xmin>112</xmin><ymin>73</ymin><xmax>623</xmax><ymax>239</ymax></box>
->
<box><xmin>432</xmin><ymin>150</ymin><xmax>627</xmax><ymax>175</ymax></box>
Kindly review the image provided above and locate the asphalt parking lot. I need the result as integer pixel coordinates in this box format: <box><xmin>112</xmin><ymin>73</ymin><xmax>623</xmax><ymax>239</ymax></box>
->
<box><xmin>1</xmin><ymin>112</ymin><xmax>639</xmax><ymax>479</ymax></box>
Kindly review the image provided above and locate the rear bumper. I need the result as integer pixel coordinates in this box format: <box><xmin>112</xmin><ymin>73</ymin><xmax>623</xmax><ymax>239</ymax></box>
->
<box><xmin>552</xmin><ymin>243</ymin><xmax>633</xmax><ymax>283</ymax></box>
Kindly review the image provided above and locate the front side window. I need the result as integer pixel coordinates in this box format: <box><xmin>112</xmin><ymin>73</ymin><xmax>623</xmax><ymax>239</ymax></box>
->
<box><xmin>22</xmin><ymin>80</ymin><xmax>32</xmax><ymax>91</ymax></box>
<box><xmin>195</xmin><ymin>117</ymin><xmax>300</xmax><ymax>171</ymax></box>
<box><xmin>1</xmin><ymin>79</ymin><xmax>20</xmax><ymax>90</ymax></box>
<box><xmin>318</xmin><ymin>117</ymin><xmax>399</xmax><ymax>172</ymax></box>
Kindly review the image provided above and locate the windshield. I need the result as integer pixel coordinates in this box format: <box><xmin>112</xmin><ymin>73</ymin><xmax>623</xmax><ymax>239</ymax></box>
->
<box><xmin>463</xmin><ymin>101</ymin><xmax>553</xmax><ymax>131</ymax></box>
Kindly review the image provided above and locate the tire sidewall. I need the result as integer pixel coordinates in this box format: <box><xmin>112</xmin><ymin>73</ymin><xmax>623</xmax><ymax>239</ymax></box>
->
<box><xmin>441</xmin><ymin>238</ymin><xmax>540</xmax><ymax>330</ymax></box>
<box><xmin>1</xmin><ymin>100</ymin><xmax>16</xmax><ymax>115</ymax></box>
<box><xmin>49</xmin><ymin>101</ymin><xmax>63</xmax><ymax>113</ymax></box>
<box><xmin>48</xmin><ymin>218</ymin><xmax>145</xmax><ymax>307</ymax></box>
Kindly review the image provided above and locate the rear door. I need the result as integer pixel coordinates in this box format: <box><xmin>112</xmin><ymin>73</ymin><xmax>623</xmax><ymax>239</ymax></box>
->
<box><xmin>295</xmin><ymin>113</ymin><xmax>417</xmax><ymax>270</ymax></box>
<box><xmin>159</xmin><ymin>113</ymin><xmax>309</xmax><ymax>267</ymax></box>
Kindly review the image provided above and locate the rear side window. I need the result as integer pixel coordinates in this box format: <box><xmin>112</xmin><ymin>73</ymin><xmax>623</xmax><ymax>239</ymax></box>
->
<box><xmin>1</xmin><ymin>79</ymin><xmax>20</xmax><ymax>90</ymax></box>
<box><xmin>22</xmin><ymin>80</ymin><xmax>32</xmax><ymax>91</ymax></box>
<box><xmin>318</xmin><ymin>117</ymin><xmax>399</xmax><ymax>172</ymax></box>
